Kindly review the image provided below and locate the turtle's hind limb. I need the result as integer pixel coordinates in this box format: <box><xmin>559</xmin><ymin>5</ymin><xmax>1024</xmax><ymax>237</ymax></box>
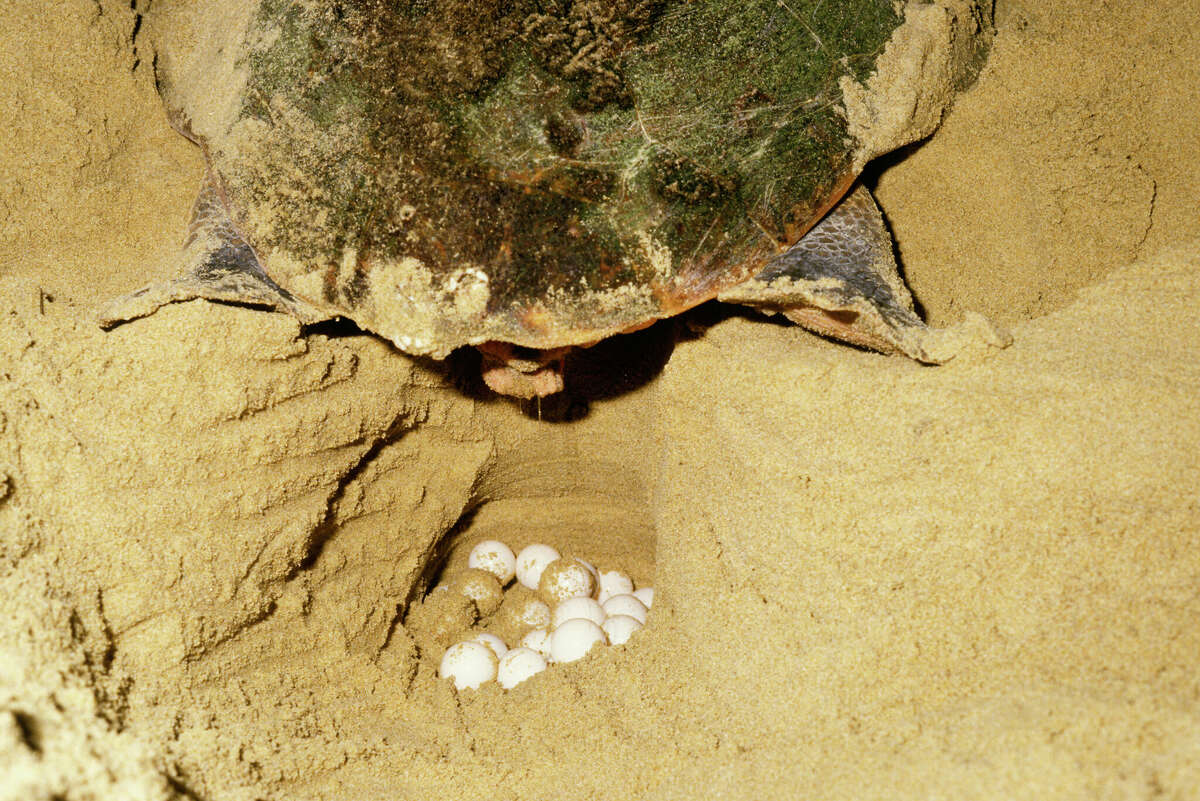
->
<box><xmin>98</xmin><ymin>176</ymin><xmax>328</xmax><ymax>329</ymax></box>
<box><xmin>719</xmin><ymin>183</ymin><xmax>1010</xmax><ymax>363</ymax></box>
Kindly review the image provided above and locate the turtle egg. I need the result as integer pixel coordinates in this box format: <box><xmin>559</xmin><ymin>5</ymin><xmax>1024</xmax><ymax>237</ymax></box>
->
<box><xmin>552</xmin><ymin>596</ymin><xmax>606</xmax><ymax>629</ymax></box>
<box><xmin>439</xmin><ymin>641</ymin><xmax>497</xmax><ymax>690</ymax></box>
<box><xmin>497</xmin><ymin>647</ymin><xmax>547</xmax><ymax>689</ymax></box>
<box><xmin>451</xmin><ymin>568</ymin><xmax>504</xmax><ymax>616</ymax></box>
<box><xmin>550</xmin><ymin>618</ymin><xmax>606</xmax><ymax>663</ymax></box>
<box><xmin>602</xmin><ymin>614</ymin><xmax>643</xmax><ymax>646</ymax></box>
<box><xmin>520</xmin><ymin>627</ymin><xmax>552</xmax><ymax>659</ymax></box>
<box><xmin>471</xmin><ymin>632</ymin><xmax>508</xmax><ymax>660</ymax></box>
<box><xmin>577</xmin><ymin>557</ymin><xmax>601</xmax><ymax>585</ymax></box>
<box><xmin>511</xmin><ymin>597</ymin><xmax>552</xmax><ymax>630</ymax></box>
<box><xmin>468</xmin><ymin>540</ymin><xmax>516</xmax><ymax>585</ymax></box>
<box><xmin>632</xmin><ymin>587</ymin><xmax>654</xmax><ymax>609</ymax></box>
<box><xmin>415</xmin><ymin>587</ymin><xmax>477</xmax><ymax>646</ymax></box>
<box><xmin>602</xmin><ymin>593</ymin><xmax>648</xmax><ymax>624</ymax></box>
<box><xmin>516</xmin><ymin>544</ymin><xmax>561</xmax><ymax>590</ymax></box>
<box><xmin>538</xmin><ymin>557</ymin><xmax>596</xmax><ymax>605</ymax></box>
<box><xmin>597</xmin><ymin>570</ymin><xmax>634</xmax><ymax>604</ymax></box>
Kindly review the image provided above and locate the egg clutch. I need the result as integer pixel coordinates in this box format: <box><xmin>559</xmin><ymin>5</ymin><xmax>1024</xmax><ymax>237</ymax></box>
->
<box><xmin>411</xmin><ymin>540</ymin><xmax>653</xmax><ymax>692</ymax></box>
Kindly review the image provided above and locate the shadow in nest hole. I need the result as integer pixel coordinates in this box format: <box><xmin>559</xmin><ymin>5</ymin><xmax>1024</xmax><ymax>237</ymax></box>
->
<box><xmin>447</xmin><ymin>319</ymin><xmax>679</xmax><ymax>421</ymax></box>
<box><xmin>302</xmin><ymin>314</ymin><xmax>677</xmax><ymax>418</ymax></box>
<box><xmin>305</xmin><ymin>287</ymin><xmax>933</xmax><ymax>418</ymax></box>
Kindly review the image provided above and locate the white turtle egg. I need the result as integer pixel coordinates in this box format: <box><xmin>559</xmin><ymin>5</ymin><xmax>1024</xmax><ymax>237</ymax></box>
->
<box><xmin>471</xmin><ymin>632</ymin><xmax>509</xmax><ymax>660</ymax></box>
<box><xmin>439</xmin><ymin>641</ymin><xmax>497</xmax><ymax>690</ymax></box>
<box><xmin>538</xmin><ymin>557</ymin><xmax>596</xmax><ymax>605</ymax></box>
<box><xmin>451</xmin><ymin>568</ymin><xmax>504</xmax><ymax>616</ymax></box>
<box><xmin>602</xmin><ymin>593</ymin><xmax>648</xmax><ymax>624</ymax></box>
<box><xmin>497</xmin><ymin>647</ymin><xmax>548</xmax><ymax>689</ymax></box>
<box><xmin>512</xmin><ymin>597</ymin><xmax>552</xmax><ymax>630</ymax></box>
<box><xmin>577</xmin><ymin>557</ymin><xmax>600</xmax><ymax>588</ymax></box>
<box><xmin>520</xmin><ymin>627</ymin><xmax>552</xmax><ymax>659</ymax></box>
<box><xmin>549</xmin><ymin>618</ymin><xmax>607</xmax><ymax>663</ymax></box>
<box><xmin>602</xmin><ymin>614</ymin><xmax>644</xmax><ymax>646</ymax></box>
<box><xmin>597</xmin><ymin>570</ymin><xmax>634</xmax><ymax>604</ymax></box>
<box><xmin>516</xmin><ymin>544</ymin><xmax>561</xmax><ymax>590</ymax></box>
<box><xmin>468</xmin><ymin>540</ymin><xmax>516</xmax><ymax>585</ymax></box>
<box><xmin>632</xmin><ymin>587</ymin><xmax>654</xmax><ymax>609</ymax></box>
<box><xmin>551</xmin><ymin>596</ymin><xmax>606</xmax><ymax>629</ymax></box>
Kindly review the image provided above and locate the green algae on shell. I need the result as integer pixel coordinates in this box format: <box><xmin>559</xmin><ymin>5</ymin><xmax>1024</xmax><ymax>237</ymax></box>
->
<box><xmin>151</xmin><ymin>0</ymin><xmax>989</xmax><ymax>358</ymax></box>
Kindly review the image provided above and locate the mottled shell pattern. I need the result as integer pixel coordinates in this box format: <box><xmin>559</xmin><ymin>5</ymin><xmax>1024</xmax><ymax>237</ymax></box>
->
<box><xmin>157</xmin><ymin>0</ymin><xmax>986</xmax><ymax>357</ymax></box>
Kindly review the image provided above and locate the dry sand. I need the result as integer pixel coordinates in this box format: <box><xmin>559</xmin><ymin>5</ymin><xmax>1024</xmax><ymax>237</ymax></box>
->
<box><xmin>1</xmin><ymin>1</ymin><xmax>1198</xmax><ymax>799</ymax></box>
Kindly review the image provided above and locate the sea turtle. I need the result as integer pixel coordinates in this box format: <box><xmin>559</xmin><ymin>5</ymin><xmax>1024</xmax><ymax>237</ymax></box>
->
<box><xmin>102</xmin><ymin>0</ymin><xmax>1009</xmax><ymax>398</ymax></box>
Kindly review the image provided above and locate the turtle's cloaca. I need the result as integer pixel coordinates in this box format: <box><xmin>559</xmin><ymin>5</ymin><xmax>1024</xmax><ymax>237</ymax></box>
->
<box><xmin>719</xmin><ymin>184</ymin><xmax>1011</xmax><ymax>363</ymax></box>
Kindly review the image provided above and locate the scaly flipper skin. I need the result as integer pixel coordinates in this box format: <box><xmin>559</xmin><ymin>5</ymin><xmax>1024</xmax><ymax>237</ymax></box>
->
<box><xmin>98</xmin><ymin>177</ymin><xmax>328</xmax><ymax>329</ymax></box>
<box><xmin>719</xmin><ymin>184</ymin><xmax>1010</xmax><ymax>362</ymax></box>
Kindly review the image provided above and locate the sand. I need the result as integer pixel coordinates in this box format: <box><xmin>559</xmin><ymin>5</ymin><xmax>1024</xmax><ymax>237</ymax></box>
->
<box><xmin>1</xmin><ymin>1</ymin><xmax>1198</xmax><ymax>799</ymax></box>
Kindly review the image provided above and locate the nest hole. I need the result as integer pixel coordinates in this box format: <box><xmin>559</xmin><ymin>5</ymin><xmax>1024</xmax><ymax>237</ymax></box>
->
<box><xmin>403</xmin><ymin>459</ymin><xmax>656</xmax><ymax>684</ymax></box>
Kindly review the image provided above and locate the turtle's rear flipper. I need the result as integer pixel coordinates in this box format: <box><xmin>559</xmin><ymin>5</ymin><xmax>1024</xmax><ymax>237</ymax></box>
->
<box><xmin>718</xmin><ymin>183</ymin><xmax>1009</xmax><ymax>363</ymax></box>
<box><xmin>98</xmin><ymin>176</ymin><xmax>328</xmax><ymax>328</ymax></box>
